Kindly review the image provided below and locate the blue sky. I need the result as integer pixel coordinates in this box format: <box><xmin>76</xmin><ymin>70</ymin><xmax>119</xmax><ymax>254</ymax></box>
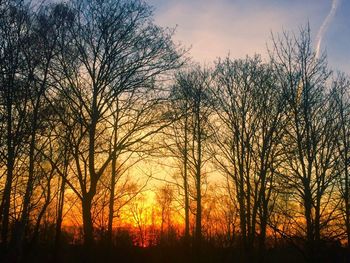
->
<box><xmin>147</xmin><ymin>0</ymin><xmax>350</xmax><ymax>73</ymax></box>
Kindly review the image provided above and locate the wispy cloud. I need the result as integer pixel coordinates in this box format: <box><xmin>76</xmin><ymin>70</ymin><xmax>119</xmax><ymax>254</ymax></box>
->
<box><xmin>148</xmin><ymin>0</ymin><xmax>350</xmax><ymax>72</ymax></box>
<box><xmin>315</xmin><ymin>0</ymin><xmax>340</xmax><ymax>58</ymax></box>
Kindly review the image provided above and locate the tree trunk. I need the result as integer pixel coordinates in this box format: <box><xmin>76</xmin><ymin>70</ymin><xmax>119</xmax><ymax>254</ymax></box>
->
<box><xmin>0</xmin><ymin>156</ymin><xmax>14</xmax><ymax>245</ymax></box>
<box><xmin>107</xmin><ymin>153</ymin><xmax>116</xmax><ymax>246</ymax></box>
<box><xmin>55</xmin><ymin>176</ymin><xmax>66</xmax><ymax>250</ymax></box>
<box><xmin>259</xmin><ymin>194</ymin><xmax>268</xmax><ymax>251</ymax></box>
<box><xmin>195</xmin><ymin>180</ymin><xmax>201</xmax><ymax>246</ymax></box>
<box><xmin>82</xmin><ymin>195</ymin><xmax>94</xmax><ymax>248</ymax></box>
<box><xmin>304</xmin><ymin>187</ymin><xmax>315</xmax><ymax>259</ymax></box>
<box><xmin>0</xmin><ymin>90</ymin><xmax>14</xmax><ymax>245</ymax></box>
<box><xmin>15</xmin><ymin>103</ymin><xmax>39</xmax><ymax>253</ymax></box>
<box><xmin>346</xmin><ymin>187</ymin><xmax>350</xmax><ymax>249</ymax></box>
<box><xmin>194</xmin><ymin>99</ymin><xmax>202</xmax><ymax>251</ymax></box>
<box><xmin>32</xmin><ymin>185</ymin><xmax>51</xmax><ymax>244</ymax></box>
<box><xmin>184</xmin><ymin>176</ymin><xmax>190</xmax><ymax>244</ymax></box>
<box><xmin>108</xmin><ymin>108</ymin><xmax>119</xmax><ymax>246</ymax></box>
<box><xmin>238</xmin><ymin>171</ymin><xmax>247</xmax><ymax>249</ymax></box>
<box><xmin>183</xmin><ymin>105</ymin><xmax>190</xmax><ymax>245</ymax></box>
<box><xmin>84</xmin><ymin>91</ymin><xmax>98</xmax><ymax>248</ymax></box>
<box><xmin>344</xmin><ymin>147</ymin><xmax>350</xmax><ymax>249</ymax></box>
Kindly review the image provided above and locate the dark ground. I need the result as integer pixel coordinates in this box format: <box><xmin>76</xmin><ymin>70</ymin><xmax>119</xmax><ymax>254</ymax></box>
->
<box><xmin>0</xmin><ymin>243</ymin><xmax>349</xmax><ymax>263</ymax></box>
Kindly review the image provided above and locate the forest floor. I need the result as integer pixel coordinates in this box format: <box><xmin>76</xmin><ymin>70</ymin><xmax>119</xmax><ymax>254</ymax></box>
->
<box><xmin>1</xmin><ymin>243</ymin><xmax>348</xmax><ymax>263</ymax></box>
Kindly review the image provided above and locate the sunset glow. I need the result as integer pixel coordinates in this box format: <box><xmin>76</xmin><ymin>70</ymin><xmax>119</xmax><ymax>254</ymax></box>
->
<box><xmin>0</xmin><ymin>0</ymin><xmax>349</xmax><ymax>263</ymax></box>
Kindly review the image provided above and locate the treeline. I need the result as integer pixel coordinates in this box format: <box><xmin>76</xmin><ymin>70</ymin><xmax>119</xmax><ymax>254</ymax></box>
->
<box><xmin>0</xmin><ymin>0</ymin><xmax>349</xmax><ymax>262</ymax></box>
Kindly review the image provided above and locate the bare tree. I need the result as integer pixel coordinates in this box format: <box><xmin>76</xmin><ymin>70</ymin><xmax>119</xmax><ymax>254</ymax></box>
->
<box><xmin>0</xmin><ymin>0</ymin><xmax>31</xmax><ymax>245</ymax></box>
<box><xmin>13</xmin><ymin>3</ymin><xmax>68</xmax><ymax>253</ymax></box>
<box><xmin>270</xmin><ymin>27</ymin><xmax>339</xmax><ymax>259</ymax></box>
<box><xmin>162</xmin><ymin>72</ymin><xmax>194</xmax><ymax>245</ymax></box>
<box><xmin>331</xmin><ymin>74</ymin><xmax>350</xmax><ymax>247</ymax></box>
<box><xmin>211</xmin><ymin>55</ymin><xmax>285</xmax><ymax>253</ymax></box>
<box><xmin>105</xmin><ymin>89</ymin><xmax>167</xmax><ymax>246</ymax></box>
<box><xmin>173</xmin><ymin>67</ymin><xmax>212</xmax><ymax>249</ymax></box>
<box><xmin>48</xmin><ymin>0</ymin><xmax>182</xmax><ymax>247</ymax></box>
<box><xmin>130</xmin><ymin>195</ymin><xmax>149</xmax><ymax>247</ymax></box>
<box><xmin>155</xmin><ymin>184</ymin><xmax>175</xmax><ymax>239</ymax></box>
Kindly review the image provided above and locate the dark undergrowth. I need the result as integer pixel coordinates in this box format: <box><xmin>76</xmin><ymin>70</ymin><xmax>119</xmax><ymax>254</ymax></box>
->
<box><xmin>0</xmin><ymin>242</ymin><xmax>349</xmax><ymax>263</ymax></box>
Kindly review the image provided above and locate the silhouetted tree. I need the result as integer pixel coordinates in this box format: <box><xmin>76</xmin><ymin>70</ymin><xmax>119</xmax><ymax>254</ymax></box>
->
<box><xmin>211</xmin><ymin>56</ymin><xmax>285</xmax><ymax>254</ymax></box>
<box><xmin>155</xmin><ymin>184</ymin><xmax>175</xmax><ymax>239</ymax></box>
<box><xmin>331</xmin><ymin>74</ymin><xmax>350</xmax><ymax>248</ymax></box>
<box><xmin>270</xmin><ymin>27</ymin><xmax>339</xmax><ymax>260</ymax></box>
<box><xmin>176</xmin><ymin>68</ymin><xmax>212</xmax><ymax>250</ymax></box>
<box><xmin>0</xmin><ymin>0</ymin><xmax>31</xmax><ymax>245</ymax></box>
<box><xmin>48</xmin><ymin>0</ymin><xmax>182</xmax><ymax>247</ymax></box>
<box><xmin>14</xmin><ymin>3</ymin><xmax>68</xmax><ymax>254</ymax></box>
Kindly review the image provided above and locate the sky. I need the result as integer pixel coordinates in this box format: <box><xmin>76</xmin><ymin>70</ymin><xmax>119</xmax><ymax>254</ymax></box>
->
<box><xmin>147</xmin><ymin>0</ymin><xmax>350</xmax><ymax>73</ymax></box>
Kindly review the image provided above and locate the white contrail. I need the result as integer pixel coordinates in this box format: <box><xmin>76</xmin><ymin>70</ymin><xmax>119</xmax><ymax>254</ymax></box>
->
<box><xmin>315</xmin><ymin>0</ymin><xmax>340</xmax><ymax>58</ymax></box>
